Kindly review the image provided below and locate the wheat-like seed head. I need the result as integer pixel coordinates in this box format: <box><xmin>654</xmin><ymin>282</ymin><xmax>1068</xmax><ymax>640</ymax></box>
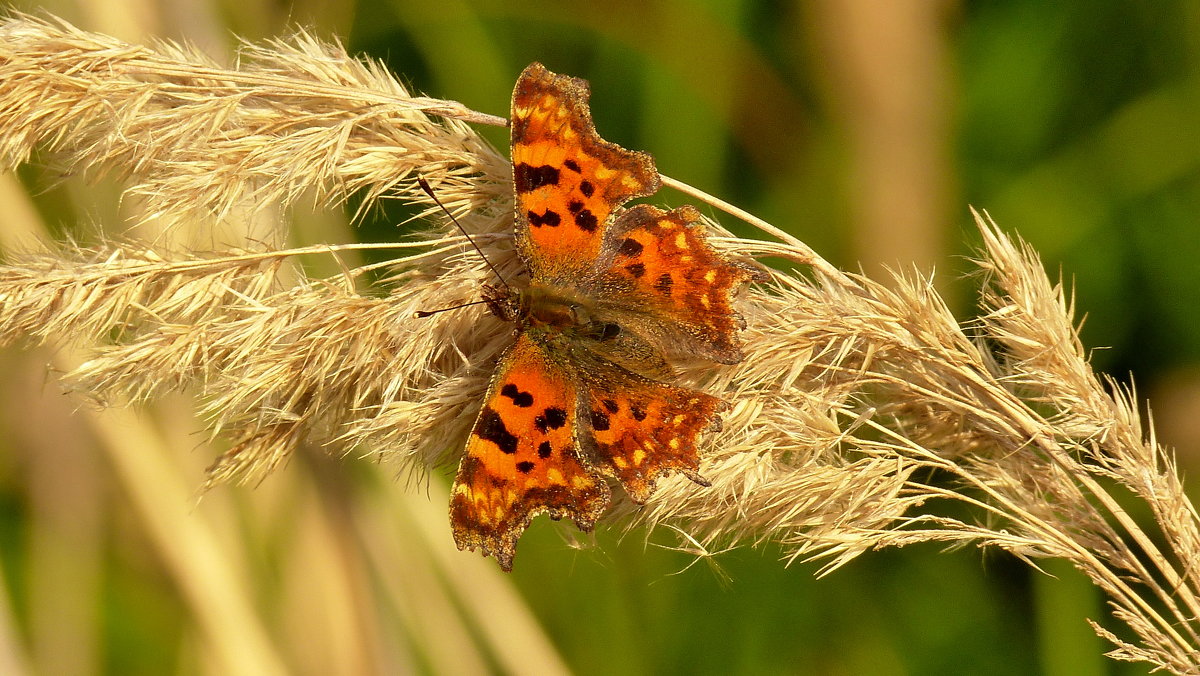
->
<box><xmin>0</xmin><ymin>14</ymin><xmax>509</xmax><ymax>229</ymax></box>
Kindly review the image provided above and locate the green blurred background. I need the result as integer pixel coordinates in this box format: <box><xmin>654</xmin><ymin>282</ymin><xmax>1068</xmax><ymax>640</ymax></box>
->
<box><xmin>2</xmin><ymin>0</ymin><xmax>1196</xmax><ymax>673</ymax></box>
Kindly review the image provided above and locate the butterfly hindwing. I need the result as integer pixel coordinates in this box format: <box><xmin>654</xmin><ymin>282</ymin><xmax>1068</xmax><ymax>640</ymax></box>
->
<box><xmin>577</xmin><ymin>364</ymin><xmax>723</xmax><ymax>502</ymax></box>
<box><xmin>591</xmin><ymin>204</ymin><xmax>760</xmax><ymax>364</ymax></box>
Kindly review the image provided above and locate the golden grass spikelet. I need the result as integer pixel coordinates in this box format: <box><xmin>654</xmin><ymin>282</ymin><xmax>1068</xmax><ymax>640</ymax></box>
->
<box><xmin>3</xmin><ymin>14</ymin><xmax>1200</xmax><ymax>673</ymax></box>
<box><xmin>0</xmin><ymin>14</ymin><xmax>509</xmax><ymax>226</ymax></box>
<box><xmin>0</xmin><ymin>244</ymin><xmax>288</xmax><ymax>353</ymax></box>
<box><xmin>0</xmin><ymin>233</ymin><xmax>508</xmax><ymax>488</ymax></box>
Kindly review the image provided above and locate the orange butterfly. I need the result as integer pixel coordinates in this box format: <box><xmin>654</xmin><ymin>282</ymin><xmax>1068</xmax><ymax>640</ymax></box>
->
<box><xmin>450</xmin><ymin>63</ymin><xmax>757</xmax><ymax>570</ymax></box>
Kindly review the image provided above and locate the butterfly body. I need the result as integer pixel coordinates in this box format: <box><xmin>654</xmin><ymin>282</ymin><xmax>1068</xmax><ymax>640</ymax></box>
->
<box><xmin>450</xmin><ymin>63</ymin><xmax>758</xmax><ymax>570</ymax></box>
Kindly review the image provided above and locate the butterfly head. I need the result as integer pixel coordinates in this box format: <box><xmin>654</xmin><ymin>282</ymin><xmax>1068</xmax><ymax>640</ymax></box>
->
<box><xmin>482</xmin><ymin>282</ymin><xmax>518</xmax><ymax>322</ymax></box>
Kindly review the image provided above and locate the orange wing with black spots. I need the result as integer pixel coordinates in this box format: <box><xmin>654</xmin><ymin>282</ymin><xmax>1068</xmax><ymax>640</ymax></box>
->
<box><xmin>450</xmin><ymin>334</ymin><xmax>610</xmax><ymax>571</ymax></box>
<box><xmin>579</xmin><ymin>371</ymin><xmax>723</xmax><ymax>502</ymax></box>
<box><xmin>449</xmin><ymin>63</ymin><xmax>755</xmax><ymax>571</ymax></box>
<box><xmin>511</xmin><ymin>62</ymin><xmax>660</xmax><ymax>280</ymax></box>
<box><xmin>594</xmin><ymin>204</ymin><xmax>761</xmax><ymax>364</ymax></box>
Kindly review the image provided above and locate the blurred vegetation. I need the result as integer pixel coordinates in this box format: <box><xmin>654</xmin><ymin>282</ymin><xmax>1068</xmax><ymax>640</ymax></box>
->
<box><xmin>2</xmin><ymin>0</ymin><xmax>1196</xmax><ymax>673</ymax></box>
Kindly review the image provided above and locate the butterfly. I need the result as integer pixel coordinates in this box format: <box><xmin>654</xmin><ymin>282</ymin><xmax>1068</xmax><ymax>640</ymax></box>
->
<box><xmin>449</xmin><ymin>63</ymin><xmax>757</xmax><ymax>570</ymax></box>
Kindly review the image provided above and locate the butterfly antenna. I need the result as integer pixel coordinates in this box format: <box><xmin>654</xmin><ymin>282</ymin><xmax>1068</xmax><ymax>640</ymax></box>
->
<box><xmin>414</xmin><ymin>298</ymin><xmax>494</xmax><ymax>318</ymax></box>
<box><xmin>416</xmin><ymin>177</ymin><xmax>509</xmax><ymax>288</ymax></box>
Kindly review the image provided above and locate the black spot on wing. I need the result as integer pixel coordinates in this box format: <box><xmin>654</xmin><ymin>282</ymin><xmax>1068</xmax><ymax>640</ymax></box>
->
<box><xmin>630</xmin><ymin>404</ymin><xmax>647</xmax><ymax>421</ymax></box>
<box><xmin>591</xmin><ymin>409</ymin><xmax>611</xmax><ymax>431</ymax></box>
<box><xmin>618</xmin><ymin>238</ymin><xmax>643</xmax><ymax>257</ymax></box>
<box><xmin>514</xmin><ymin>163</ymin><xmax>560</xmax><ymax>193</ymax></box>
<box><xmin>564</xmin><ymin>159</ymin><xmax>581</xmax><ymax>173</ymax></box>
<box><xmin>516</xmin><ymin>461</ymin><xmax>535</xmax><ymax>474</ymax></box>
<box><xmin>625</xmin><ymin>263</ymin><xmax>645</xmax><ymax>278</ymax></box>
<box><xmin>573</xmin><ymin>208</ymin><xmax>598</xmax><ymax>232</ymax></box>
<box><xmin>544</xmin><ymin>407</ymin><xmax>567</xmax><ymax>428</ymax></box>
<box><xmin>534</xmin><ymin>406</ymin><xmax>568</xmax><ymax>433</ymax></box>
<box><xmin>655</xmin><ymin>273</ymin><xmax>673</xmax><ymax>295</ymax></box>
<box><xmin>537</xmin><ymin>441</ymin><xmax>552</xmax><ymax>458</ymax></box>
<box><xmin>476</xmin><ymin>407</ymin><xmax>518</xmax><ymax>455</ymax></box>
<box><xmin>528</xmin><ymin>209</ymin><xmax>562</xmax><ymax>227</ymax></box>
<box><xmin>500</xmin><ymin>383</ymin><xmax>534</xmax><ymax>408</ymax></box>
<box><xmin>579</xmin><ymin>180</ymin><xmax>595</xmax><ymax>198</ymax></box>
<box><xmin>602</xmin><ymin>399</ymin><xmax>620</xmax><ymax>413</ymax></box>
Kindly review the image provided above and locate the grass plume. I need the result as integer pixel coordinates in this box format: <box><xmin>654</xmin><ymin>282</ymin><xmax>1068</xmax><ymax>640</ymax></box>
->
<box><xmin>2</xmin><ymin>14</ymin><xmax>1199</xmax><ymax>674</ymax></box>
<box><xmin>0</xmin><ymin>13</ymin><xmax>509</xmax><ymax>226</ymax></box>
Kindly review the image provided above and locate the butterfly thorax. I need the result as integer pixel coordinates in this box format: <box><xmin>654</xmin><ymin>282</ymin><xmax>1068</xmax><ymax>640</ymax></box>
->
<box><xmin>485</xmin><ymin>279</ymin><xmax>619</xmax><ymax>345</ymax></box>
<box><xmin>518</xmin><ymin>281</ymin><xmax>611</xmax><ymax>336</ymax></box>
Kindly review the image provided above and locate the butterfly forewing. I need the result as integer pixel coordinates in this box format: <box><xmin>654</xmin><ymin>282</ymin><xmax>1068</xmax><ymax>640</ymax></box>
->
<box><xmin>511</xmin><ymin>63</ymin><xmax>660</xmax><ymax>281</ymax></box>
<box><xmin>451</xmin><ymin>334</ymin><xmax>610</xmax><ymax>570</ymax></box>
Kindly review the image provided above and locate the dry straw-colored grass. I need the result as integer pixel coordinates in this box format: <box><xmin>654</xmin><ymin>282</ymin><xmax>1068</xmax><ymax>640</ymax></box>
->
<box><xmin>2</xmin><ymin>14</ymin><xmax>1199</xmax><ymax>673</ymax></box>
